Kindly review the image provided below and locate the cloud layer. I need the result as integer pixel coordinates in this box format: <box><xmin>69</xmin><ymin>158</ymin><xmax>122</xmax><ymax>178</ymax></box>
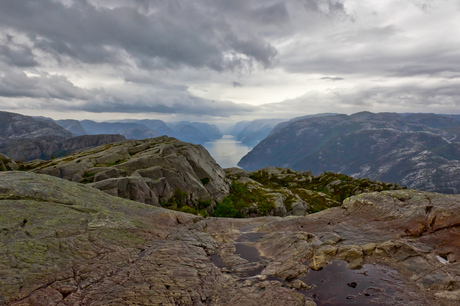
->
<box><xmin>0</xmin><ymin>0</ymin><xmax>459</xmax><ymax>120</ymax></box>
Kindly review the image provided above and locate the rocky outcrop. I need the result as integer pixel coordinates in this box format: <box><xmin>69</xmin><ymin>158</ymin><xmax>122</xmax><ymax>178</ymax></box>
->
<box><xmin>1</xmin><ymin>172</ymin><xmax>459</xmax><ymax>305</ymax></box>
<box><xmin>239</xmin><ymin>112</ymin><xmax>460</xmax><ymax>193</ymax></box>
<box><xmin>27</xmin><ymin>136</ymin><xmax>230</xmax><ymax>209</ymax></box>
<box><xmin>0</xmin><ymin>153</ymin><xmax>19</xmax><ymax>171</ymax></box>
<box><xmin>220</xmin><ymin>167</ymin><xmax>402</xmax><ymax>217</ymax></box>
<box><xmin>0</xmin><ymin>111</ymin><xmax>73</xmax><ymax>161</ymax></box>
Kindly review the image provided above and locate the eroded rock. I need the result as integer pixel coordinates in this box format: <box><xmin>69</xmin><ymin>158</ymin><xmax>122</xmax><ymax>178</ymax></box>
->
<box><xmin>27</xmin><ymin>136</ymin><xmax>230</xmax><ymax>210</ymax></box>
<box><xmin>1</xmin><ymin>172</ymin><xmax>459</xmax><ymax>305</ymax></box>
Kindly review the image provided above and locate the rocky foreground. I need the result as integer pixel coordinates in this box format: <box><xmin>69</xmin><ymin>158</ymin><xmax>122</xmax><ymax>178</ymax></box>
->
<box><xmin>1</xmin><ymin>171</ymin><xmax>459</xmax><ymax>305</ymax></box>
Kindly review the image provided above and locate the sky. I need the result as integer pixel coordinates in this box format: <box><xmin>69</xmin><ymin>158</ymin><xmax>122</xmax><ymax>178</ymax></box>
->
<box><xmin>1</xmin><ymin>0</ymin><xmax>460</xmax><ymax>124</ymax></box>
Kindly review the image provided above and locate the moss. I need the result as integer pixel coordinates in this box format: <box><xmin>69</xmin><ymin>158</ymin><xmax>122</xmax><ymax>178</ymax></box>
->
<box><xmin>200</xmin><ymin>177</ymin><xmax>210</xmax><ymax>185</ymax></box>
<box><xmin>94</xmin><ymin>159</ymin><xmax>126</xmax><ymax>167</ymax></box>
<box><xmin>213</xmin><ymin>182</ymin><xmax>272</xmax><ymax>217</ymax></box>
<box><xmin>161</xmin><ymin>189</ymin><xmax>188</xmax><ymax>210</ymax></box>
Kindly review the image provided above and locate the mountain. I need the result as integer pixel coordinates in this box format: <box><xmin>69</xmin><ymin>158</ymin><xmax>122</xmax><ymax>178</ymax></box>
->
<box><xmin>80</xmin><ymin>120</ymin><xmax>158</xmax><ymax>140</ymax></box>
<box><xmin>268</xmin><ymin>113</ymin><xmax>337</xmax><ymax>136</ymax></box>
<box><xmin>239</xmin><ymin>112</ymin><xmax>460</xmax><ymax>193</ymax></box>
<box><xmin>55</xmin><ymin>119</ymin><xmax>87</xmax><ymax>136</ymax></box>
<box><xmin>1</xmin><ymin>171</ymin><xmax>459</xmax><ymax>305</ymax></box>
<box><xmin>114</xmin><ymin>119</ymin><xmax>176</xmax><ymax>137</ymax></box>
<box><xmin>82</xmin><ymin>119</ymin><xmax>223</xmax><ymax>145</ymax></box>
<box><xmin>0</xmin><ymin>111</ymin><xmax>73</xmax><ymax>161</ymax></box>
<box><xmin>231</xmin><ymin>119</ymin><xmax>285</xmax><ymax>147</ymax></box>
<box><xmin>170</xmin><ymin>121</ymin><xmax>223</xmax><ymax>144</ymax></box>
<box><xmin>0</xmin><ymin>111</ymin><xmax>126</xmax><ymax>161</ymax></box>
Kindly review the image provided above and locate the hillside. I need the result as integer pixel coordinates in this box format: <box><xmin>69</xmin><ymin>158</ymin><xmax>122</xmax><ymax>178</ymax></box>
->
<box><xmin>239</xmin><ymin>112</ymin><xmax>460</xmax><ymax>193</ymax></box>
<box><xmin>0</xmin><ymin>111</ymin><xmax>72</xmax><ymax>161</ymax></box>
<box><xmin>13</xmin><ymin>136</ymin><xmax>401</xmax><ymax>218</ymax></box>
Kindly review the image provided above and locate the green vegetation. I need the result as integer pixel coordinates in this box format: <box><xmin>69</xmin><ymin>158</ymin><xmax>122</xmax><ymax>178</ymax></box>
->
<box><xmin>213</xmin><ymin>182</ymin><xmax>275</xmax><ymax>218</ymax></box>
<box><xmin>159</xmin><ymin>189</ymin><xmax>209</xmax><ymax>218</ymax></box>
<box><xmin>200</xmin><ymin>177</ymin><xmax>210</xmax><ymax>185</ymax></box>
<box><xmin>222</xmin><ymin>167</ymin><xmax>404</xmax><ymax>217</ymax></box>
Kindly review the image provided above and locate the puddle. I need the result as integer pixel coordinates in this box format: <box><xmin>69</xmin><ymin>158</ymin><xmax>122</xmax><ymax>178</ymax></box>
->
<box><xmin>211</xmin><ymin>231</ymin><xmax>268</xmax><ymax>278</ymax></box>
<box><xmin>234</xmin><ymin>243</ymin><xmax>262</xmax><ymax>262</ymax></box>
<box><xmin>299</xmin><ymin>260</ymin><xmax>406</xmax><ymax>305</ymax></box>
<box><xmin>211</xmin><ymin>253</ymin><xmax>230</xmax><ymax>269</ymax></box>
<box><xmin>235</xmin><ymin>232</ymin><xmax>266</xmax><ymax>243</ymax></box>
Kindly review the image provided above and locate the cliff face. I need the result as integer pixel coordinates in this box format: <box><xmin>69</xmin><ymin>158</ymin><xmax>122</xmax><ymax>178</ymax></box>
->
<box><xmin>239</xmin><ymin>112</ymin><xmax>460</xmax><ymax>193</ymax></box>
<box><xmin>1</xmin><ymin>171</ymin><xmax>459</xmax><ymax>305</ymax></box>
<box><xmin>27</xmin><ymin>136</ymin><xmax>230</xmax><ymax>208</ymax></box>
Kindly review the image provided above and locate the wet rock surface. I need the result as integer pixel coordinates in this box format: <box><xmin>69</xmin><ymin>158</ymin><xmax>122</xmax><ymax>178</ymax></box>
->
<box><xmin>1</xmin><ymin>172</ymin><xmax>459</xmax><ymax>305</ymax></box>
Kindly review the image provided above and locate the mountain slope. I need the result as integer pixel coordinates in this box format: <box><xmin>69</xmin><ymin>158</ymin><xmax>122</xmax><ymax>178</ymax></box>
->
<box><xmin>0</xmin><ymin>111</ymin><xmax>73</xmax><ymax>160</ymax></box>
<box><xmin>231</xmin><ymin>119</ymin><xmax>285</xmax><ymax>147</ymax></box>
<box><xmin>239</xmin><ymin>112</ymin><xmax>460</xmax><ymax>193</ymax></box>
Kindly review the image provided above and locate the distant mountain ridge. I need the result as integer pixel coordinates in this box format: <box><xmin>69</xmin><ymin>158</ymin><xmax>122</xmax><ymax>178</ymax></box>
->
<box><xmin>230</xmin><ymin>119</ymin><xmax>285</xmax><ymax>147</ymax></box>
<box><xmin>60</xmin><ymin>119</ymin><xmax>223</xmax><ymax>145</ymax></box>
<box><xmin>239</xmin><ymin>112</ymin><xmax>460</xmax><ymax>194</ymax></box>
<box><xmin>0</xmin><ymin>111</ymin><xmax>125</xmax><ymax>161</ymax></box>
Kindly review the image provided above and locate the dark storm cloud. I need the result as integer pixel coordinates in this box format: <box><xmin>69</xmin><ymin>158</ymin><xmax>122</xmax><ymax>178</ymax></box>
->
<box><xmin>0</xmin><ymin>37</ymin><xmax>37</xmax><ymax>67</ymax></box>
<box><xmin>233</xmin><ymin>81</ymin><xmax>243</xmax><ymax>87</ymax></box>
<box><xmin>0</xmin><ymin>66</ymin><xmax>255</xmax><ymax>117</ymax></box>
<box><xmin>0</xmin><ymin>0</ymin><xmax>278</xmax><ymax>71</ymax></box>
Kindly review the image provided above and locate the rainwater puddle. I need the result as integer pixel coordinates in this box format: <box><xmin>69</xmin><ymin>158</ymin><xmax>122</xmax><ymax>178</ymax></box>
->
<box><xmin>211</xmin><ymin>231</ymin><xmax>267</xmax><ymax>278</ymax></box>
<box><xmin>235</xmin><ymin>232</ymin><xmax>266</xmax><ymax>243</ymax></box>
<box><xmin>300</xmin><ymin>260</ymin><xmax>405</xmax><ymax>305</ymax></box>
<box><xmin>234</xmin><ymin>243</ymin><xmax>262</xmax><ymax>263</ymax></box>
<box><xmin>211</xmin><ymin>253</ymin><xmax>229</xmax><ymax>269</ymax></box>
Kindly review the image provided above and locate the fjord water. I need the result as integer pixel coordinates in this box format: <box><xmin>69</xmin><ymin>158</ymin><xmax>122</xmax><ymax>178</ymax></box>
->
<box><xmin>203</xmin><ymin>135</ymin><xmax>252</xmax><ymax>168</ymax></box>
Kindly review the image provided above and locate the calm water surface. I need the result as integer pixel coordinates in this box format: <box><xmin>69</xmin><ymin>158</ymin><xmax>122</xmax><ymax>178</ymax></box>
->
<box><xmin>203</xmin><ymin>135</ymin><xmax>252</xmax><ymax>168</ymax></box>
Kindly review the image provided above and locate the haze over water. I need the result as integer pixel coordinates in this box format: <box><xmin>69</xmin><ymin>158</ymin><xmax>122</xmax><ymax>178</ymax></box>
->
<box><xmin>203</xmin><ymin>135</ymin><xmax>251</xmax><ymax>168</ymax></box>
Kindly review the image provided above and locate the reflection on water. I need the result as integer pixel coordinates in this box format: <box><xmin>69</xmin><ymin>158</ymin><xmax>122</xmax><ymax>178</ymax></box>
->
<box><xmin>203</xmin><ymin>135</ymin><xmax>252</xmax><ymax>168</ymax></box>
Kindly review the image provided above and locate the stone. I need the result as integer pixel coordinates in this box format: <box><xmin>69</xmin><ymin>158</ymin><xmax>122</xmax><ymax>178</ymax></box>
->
<box><xmin>28</xmin><ymin>137</ymin><xmax>230</xmax><ymax>209</ymax></box>
<box><xmin>1</xmin><ymin>170</ymin><xmax>460</xmax><ymax>305</ymax></box>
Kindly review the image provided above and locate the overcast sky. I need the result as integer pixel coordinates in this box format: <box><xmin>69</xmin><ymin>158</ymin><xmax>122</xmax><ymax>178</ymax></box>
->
<box><xmin>1</xmin><ymin>0</ymin><xmax>460</xmax><ymax>123</ymax></box>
